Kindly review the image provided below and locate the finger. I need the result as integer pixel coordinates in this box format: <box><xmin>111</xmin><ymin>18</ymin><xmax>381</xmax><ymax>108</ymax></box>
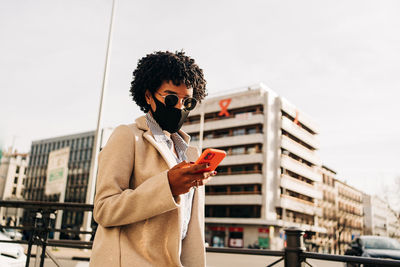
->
<box><xmin>186</xmin><ymin>172</ymin><xmax>213</xmax><ymax>184</ymax></box>
<box><xmin>198</xmin><ymin>176</ymin><xmax>213</xmax><ymax>186</ymax></box>
<box><xmin>202</xmin><ymin>172</ymin><xmax>213</xmax><ymax>179</ymax></box>
<box><xmin>185</xmin><ymin>163</ymin><xmax>209</xmax><ymax>173</ymax></box>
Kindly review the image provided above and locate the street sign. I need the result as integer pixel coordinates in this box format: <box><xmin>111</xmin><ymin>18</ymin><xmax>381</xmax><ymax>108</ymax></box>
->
<box><xmin>46</xmin><ymin>147</ymin><xmax>70</xmax><ymax>195</ymax></box>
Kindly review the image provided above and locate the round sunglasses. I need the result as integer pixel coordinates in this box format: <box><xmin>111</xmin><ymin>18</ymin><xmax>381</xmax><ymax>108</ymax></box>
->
<box><xmin>155</xmin><ymin>92</ymin><xmax>197</xmax><ymax>110</ymax></box>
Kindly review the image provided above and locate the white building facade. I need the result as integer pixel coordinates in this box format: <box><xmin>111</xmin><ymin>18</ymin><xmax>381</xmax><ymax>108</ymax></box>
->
<box><xmin>0</xmin><ymin>151</ymin><xmax>28</xmax><ymax>201</ymax></box>
<box><xmin>336</xmin><ymin>180</ymin><xmax>363</xmax><ymax>254</ymax></box>
<box><xmin>0</xmin><ymin>150</ymin><xmax>28</xmax><ymax>225</ymax></box>
<box><xmin>182</xmin><ymin>84</ymin><xmax>323</xmax><ymax>249</ymax></box>
<box><xmin>363</xmin><ymin>194</ymin><xmax>400</xmax><ymax>239</ymax></box>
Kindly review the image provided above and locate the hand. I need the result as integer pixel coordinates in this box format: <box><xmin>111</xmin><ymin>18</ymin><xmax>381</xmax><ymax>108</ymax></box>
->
<box><xmin>167</xmin><ymin>161</ymin><xmax>217</xmax><ymax>196</ymax></box>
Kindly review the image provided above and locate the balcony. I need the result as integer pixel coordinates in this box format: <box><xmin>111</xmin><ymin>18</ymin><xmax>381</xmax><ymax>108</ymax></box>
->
<box><xmin>190</xmin><ymin>133</ymin><xmax>264</xmax><ymax>149</ymax></box>
<box><xmin>280</xmin><ymin>155</ymin><xmax>321</xmax><ymax>182</ymax></box>
<box><xmin>280</xmin><ymin>99</ymin><xmax>319</xmax><ymax>134</ymax></box>
<box><xmin>206</xmin><ymin>194</ymin><xmax>262</xmax><ymax>205</ymax></box>
<box><xmin>281</xmin><ymin>116</ymin><xmax>319</xmax><ymax>149</ymax></box>
<box><xmin>189</xmin><ymin>90</ymin><xmax>266</xmax><ymax>116</ymax></box>
<box><xmin>205</xmin><ymin>217</ymin><xmax>269</xmax><ymax>225</ymax></box>
<box><xmin>182</xmin><ymin>113</ymin><xmax>264</xmax><ymax>133</ymax></box>
<box><xmin>220</xmin><ymin>153</ymin><xmax>263</xmax><ymax>166</ymax></box>
<box><xmin>207</xmin><ymin>173</ymin><xmax>263</xmax><ymax>186</ymax></box>
<box><xmin>278</xmin><ymin>194</ymin><xmax>321</xmax><ymax>216</ymax></box>
<box><xmin>280</xmin><ymin>174</ymin><xmax>322</xmax><ymax>200</ymax></box>
<box><xmin>280</xmin><ymin>135</ymin><xmax>321</xmax><ymax>166</ymax></box>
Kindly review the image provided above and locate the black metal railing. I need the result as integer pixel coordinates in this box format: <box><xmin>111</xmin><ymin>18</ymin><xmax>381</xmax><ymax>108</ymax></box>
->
<box><xmin>206</xmin><ymin>228</ymin><xmax>400</xmax><ymax>267</ymax></box>
<box><xmin>0</xmin><ymin>200</ymin><xmax>94</xmax><ymax>267</ymax></box>
<box><xmin>1</xmin><ymin>200</ymin><xmax>400</xmax><ymax>267</ymax></box>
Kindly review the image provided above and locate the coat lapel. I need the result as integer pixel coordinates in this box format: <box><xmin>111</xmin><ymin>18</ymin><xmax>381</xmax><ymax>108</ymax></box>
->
<box><xmin>136</xmin><ymin>115</ymin><xmax>200</xmax><ymax>169</ymax></box>
<box><xmin>186</xmin><ymin>146</ymin><xmax>200</xmax><ymax>163</ymax></box>
<box><xmin>143</xmin><ymin>131</ymin><xmax>176</xmax><ymax>169</ymax></box>
<box><xmin>136</xmin><ymin>116</ymin><xmax>175</xmax><ymax>168</ymax></box>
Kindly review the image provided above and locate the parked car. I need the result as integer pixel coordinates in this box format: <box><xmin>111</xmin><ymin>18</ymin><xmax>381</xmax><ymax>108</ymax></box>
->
<box><xmin>1</xmin><ymin>228</ymin><xmax>23</xmax><ymax>240</ymax></box>
<box><xmin>0</xmin><ymin>231</ymin><xmax>27</xmax><ymax>267</ymax></box>
<box><xmin>345</xmin><ymin>235</ymin><xmax>400</xmax><ymax>267</ymax></box>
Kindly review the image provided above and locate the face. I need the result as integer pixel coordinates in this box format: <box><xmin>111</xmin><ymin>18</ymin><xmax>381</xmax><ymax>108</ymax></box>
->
<box><xmin>145</xmin><ymin>81</ymin><xmax>193</xmax><ymax>112</ymax></box>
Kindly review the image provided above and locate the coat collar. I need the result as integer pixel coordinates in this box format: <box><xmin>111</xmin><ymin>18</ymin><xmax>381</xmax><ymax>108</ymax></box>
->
<box><xmin>135</xmin><ymin>115</ymin><xmax>198</xmax><ymax>168</ymax></box>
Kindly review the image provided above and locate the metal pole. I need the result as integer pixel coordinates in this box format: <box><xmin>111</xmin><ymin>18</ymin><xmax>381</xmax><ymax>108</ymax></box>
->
<box><xmin>81</xmin><ymin>0</ymin><xmax>117</xmax><ymax>242</ymax></box>
<box><xmin>284</xmin><ymin>227</ymin><xmax>305</xmax><ymax>267</ymax></box>
<box><xmin>198</xmin><ymin>104</ymin><xmax>205</xmax><ymax>151</ymax></box>
<box><xmin>25</xmin><ymin>212</ymin><xmax>36</xmax><ymax>267</ymax></box>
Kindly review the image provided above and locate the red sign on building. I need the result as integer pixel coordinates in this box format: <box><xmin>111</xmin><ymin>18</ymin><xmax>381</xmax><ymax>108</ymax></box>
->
<box><xmin>218</xmin><ymin>98</ymin><xmax>232</xmax><ymax>117</ymax></box>
<box><xmin>258</xmin><ymin>228</ymin><xmax>269</xmax><ymax>234</ymax></box>
<box><xmin>210</xmin><ymin>226</ymin><xmax>226</xmax><ymax>232</ymax></box>
<box><xmin>229</xmin><ymin>227</ymin><xmax>243</xmax><ymax>232</ymax></box>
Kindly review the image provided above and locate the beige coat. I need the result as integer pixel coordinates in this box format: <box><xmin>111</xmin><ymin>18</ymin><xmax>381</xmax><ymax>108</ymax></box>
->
<box><xmin>90</xmin><ymin>116</ymin><xmax>205</xmax><ymax>267</ymax></box>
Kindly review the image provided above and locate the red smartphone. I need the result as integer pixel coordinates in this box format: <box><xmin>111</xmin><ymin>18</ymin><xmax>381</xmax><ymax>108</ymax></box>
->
<box><xmin>195</xmin><ymin>148</ymin><xmax>226</xmax><ymax>172</ymax></box>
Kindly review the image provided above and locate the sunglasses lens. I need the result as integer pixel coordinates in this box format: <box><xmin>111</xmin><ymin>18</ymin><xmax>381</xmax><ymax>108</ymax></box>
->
<box><xmin>183</xmin><ymin>98</ymin><xmax>197</xmax><ymax>110</ymax></box>
<box><xmin>164</xmin><ymin>95</ymin><xmax>179</xmax><ymax>106</ymax></box>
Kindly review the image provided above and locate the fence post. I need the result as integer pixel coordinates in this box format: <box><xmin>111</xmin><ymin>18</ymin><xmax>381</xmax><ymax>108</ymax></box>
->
<box><xmin>284</xmin><ymin>227</ymin><xmax>305</xmax><ymax>267</ymax></box>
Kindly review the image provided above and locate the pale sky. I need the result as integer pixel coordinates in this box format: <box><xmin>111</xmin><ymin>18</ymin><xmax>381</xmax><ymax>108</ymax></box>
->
<box><xmin>1</xmin><ymin>0</ymin><xmax>399</xmax><ymax>208</ymax></box>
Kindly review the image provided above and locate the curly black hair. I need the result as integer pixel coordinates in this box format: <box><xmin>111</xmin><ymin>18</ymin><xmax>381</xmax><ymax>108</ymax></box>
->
<box><xmin>130</xmin><ymin>50</ymin><xmax>207</xmax><ymax>113</ymax></box>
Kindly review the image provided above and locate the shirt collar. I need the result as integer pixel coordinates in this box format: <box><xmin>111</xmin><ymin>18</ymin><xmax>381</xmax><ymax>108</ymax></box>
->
<box><xmin>146</xmin><ymin>113</ymin><xmax>169</xmax><ymax>143</ymax></box>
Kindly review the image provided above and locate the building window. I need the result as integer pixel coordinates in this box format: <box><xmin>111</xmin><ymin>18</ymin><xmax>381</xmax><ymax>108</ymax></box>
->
<box><xmin>12</xmin><ymin>187</ymin><xmax>17</xmax><ymax>196</ymax></box>
<box><xmin>204</xmin><ymin>133</ymin><xmax>214</xmax><ymax>139</ymax></box>
<box><xmin>215</xmin><ymin>164</ymin><xmax>262</xmax><ymax>175</ymax></box>
<box><xmin>206</xmin><ymin>205</ymin><xmax>261</xmax><ymax>218</ymax></box>
<box><xmin>233</xmin><ymin>128</ymin><xmax>245</xmax><ymax>136</ymax></box>
<box><xmin>89</xmin><ymin>136</ymin><xmax>94</xmax><ymax>147</ymax></box>
<box><xmin>82</xmin><ymin>161</ymin><xmax>88</xmax><ymax>171</ymax></box>
<box><xmin>247</xmin><ymin>145</ymin><xmax>258</xmax><ymax>154</ymax></box>
<box><xmin>216</xmin><ymin>166</ymin><xmax>228</xmax><ymax>174</ymax></box>
<box><xmin>191</xmin><ymin>133</ymin><xmax>199</xmax><ymax>141</ymax></box>
<box><xmin>215</xmin><ymin>130</ymin><xmax>230</xmax><ymax>138</ymax></box>
<box><xmin>206</xmin><ymin>184</ymin><xmax>261</xmax><ymax>196</ymax></box>
<box><xmin>14</xmin><ymin>177</ymin><xmax>18</xmax><ymax>184</ymax></box>
<box><xmin>247</xmin><ymin>127</ymin><xmax>257</xmax><ymax>134</ymax></box>
<box><xmin>283</xmin><ymin>189</ymin><xmax>314</xmax><ymax>204</ymax></box>
<box><xmin>186</xmin><ymin>115</ymin><xmax>201</xmax><ymax>124</ymax></box>
<box><xmin>231</xmin><ymin>166</ymin><xmax>244</xmax><ymax>173</ymax></box>
<box><xmin>231</xmin><ymin>147</ymin><xmax>245</xmax><ymax>155</ymax></box>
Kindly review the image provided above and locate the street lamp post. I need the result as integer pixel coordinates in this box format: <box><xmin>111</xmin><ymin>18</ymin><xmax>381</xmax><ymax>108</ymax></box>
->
<box><xmin>81</xmin><ymin>0</ymin><xmax>117</xmax><ymax>242</ymax></box>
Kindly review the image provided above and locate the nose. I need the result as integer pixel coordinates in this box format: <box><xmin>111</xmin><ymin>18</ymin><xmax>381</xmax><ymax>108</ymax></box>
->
<box><xmin>175</xmin><ymin>98</ymin><xmax>185</xmax><ymax>110</ymax></box>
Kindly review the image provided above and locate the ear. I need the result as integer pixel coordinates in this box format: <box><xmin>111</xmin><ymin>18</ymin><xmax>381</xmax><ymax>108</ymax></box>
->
<box><xmin>145</xmin><ymin>90</ymin><xmax>151</xmax><ymax>104</ymax></box>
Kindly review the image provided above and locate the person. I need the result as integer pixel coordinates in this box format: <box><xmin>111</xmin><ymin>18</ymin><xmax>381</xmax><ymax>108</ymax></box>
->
<box><xmin>90</xmin><ymin>51</ymin><xmax>215</xmax><ymax>267</ymax></box>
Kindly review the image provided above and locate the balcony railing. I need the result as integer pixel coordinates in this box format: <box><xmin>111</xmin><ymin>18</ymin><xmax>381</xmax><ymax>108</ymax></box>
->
<box><xmin>1</xmin><ymin>200</ymin><xmax>400</xmax><ymax>267</ymax></box>
<box><xmin>206</xmin><ymin>191</ymin><xmax>261</xmax><ymax>196</ymax></box>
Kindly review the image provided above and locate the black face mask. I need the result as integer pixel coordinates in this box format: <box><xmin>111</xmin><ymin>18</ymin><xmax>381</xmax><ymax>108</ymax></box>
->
<box><xmin>150</xmin><ymin>94</ymin><xmax>190</xmax><ymax>133</ymax></box>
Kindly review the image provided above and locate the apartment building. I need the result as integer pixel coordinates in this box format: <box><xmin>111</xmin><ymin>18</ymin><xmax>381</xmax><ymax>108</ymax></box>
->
<box><xmin>363</xmin><ymin>194</ymin><xmax>400</xmax><ymax>240</ymax></box>
<box><xmin>317</xmin><ymin>165</ymin><xmax>338</xmax><ymax>254</ymax></box>
<box><xmin>0</xmin><ymin>150</ymin><xmax>28</xmax><ymax>201</ymax></box>
<box><xmin>363</xmin><ymin>194</ymin><xmax>389</xmax><ymax>236</ymax></box>
<box><xmin>24</xmin><ymin>128</ymin><xmax>112</xmax><ymax>233</ymax></box>
<box><xmin>0</xmin><ymin>150</ymin><xmax>28</xmax><ymax>225</ymax></box>
<box><xmin>387</xmin><ymin>208</ymin><xmax>400</xmax><ymax>240</ymax></box>
<box><xmin>335</xmin><ymin>179</ymin><xmax>363</xmax><ymax>254</ymax></box>
<box><xmin>182</xmin><ymin>83</ymin><xmax>323</xmax><ymax>249</ymax></box>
